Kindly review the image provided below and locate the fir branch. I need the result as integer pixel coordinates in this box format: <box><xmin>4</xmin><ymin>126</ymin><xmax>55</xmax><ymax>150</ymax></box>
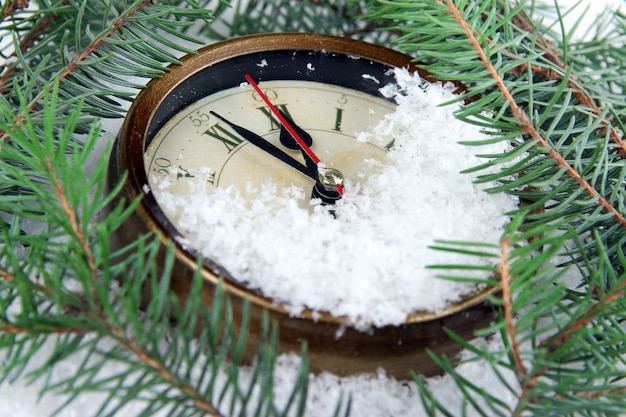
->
<box><xmin>1</xmin><ymin>0</ymin><xmax>215</xmax><ymax>141</ymax></box>
<box><xmin>0</xmin><ymin>82</ymin><xmax>313</xmax><ymax>416</ymax></box>
<box><xmin>513</xmin><ymin>261</ymin><xmax>626</xmax><ymax>416</ymax></box>
<box><xmin>369</xmin><ymin>2</ymin><xmax>626</xmax><ymax>414</ymax></box>
<box><xmin>510</xmin><ymin>10</ymin><xmax>626</xmax><ymax>159</ymax></box>
<box><xmin>421</xmin><ymin>220</ymin><xmax>626</xmax><ymax>415</ymax></box>
<box><xmin>440</xmin><ymin>0</ymin><xmax>626</xmax><ymax>230</ymax></box>
<box><xmin>59</xmin><ymin>1</ymin><xmax>154</xmax><ymax>80</ymax></box>
<box><xmin>540</xmin><ymin>270</ymin><xmax>626</xmax><ymax>354</ymax></box>
<box><xmin>366</xmin><ymin>0</ymin><xmax>626</xmax><ymax>251</ymax></box>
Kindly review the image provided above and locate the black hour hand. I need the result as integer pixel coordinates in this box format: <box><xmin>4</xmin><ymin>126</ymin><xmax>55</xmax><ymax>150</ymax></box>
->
<box><xmin>209</xmin><ymin>111</ymin><xmax>315</xmax><ymax>180</ymax></box>
<box><xmin>279</xmin><ymin>110</ymin><xmax>314</xmax><ymax>150</ymax></box>
<box><xmin>277</xmin><ymin>111</ymin><xmax>319</xmax><ymax>177</ymax></box>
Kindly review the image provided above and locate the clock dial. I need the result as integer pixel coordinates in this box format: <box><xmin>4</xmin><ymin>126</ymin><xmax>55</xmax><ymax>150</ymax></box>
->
<box><xmin>109</xmin><ymin>33</ymin><xmax>495</xmax><ymax>380</ymax></box>
<box><xmin>144</xmin><ymin>80</ymin><xmax>394</xmax><ymax>216</ymax></box>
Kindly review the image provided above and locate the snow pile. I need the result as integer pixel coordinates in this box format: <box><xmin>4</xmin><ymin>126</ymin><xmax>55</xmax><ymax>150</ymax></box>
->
<box><xmin>154</xmin><ymin>68</ymin><xmax>516</xmax><ymax>328</ymax></box>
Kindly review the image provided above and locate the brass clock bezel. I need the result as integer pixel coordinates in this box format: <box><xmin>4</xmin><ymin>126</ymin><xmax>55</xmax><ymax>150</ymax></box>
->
<box><xmin>109</xmin><ymin>33</ymin><xmax>498</xmax><ymax>379</ymax></box>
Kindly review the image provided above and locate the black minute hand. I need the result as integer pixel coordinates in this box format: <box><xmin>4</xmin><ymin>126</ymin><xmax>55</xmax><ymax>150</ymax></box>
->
<box><xmin>209</xmin><ymin>111</ymin><xmax>315</xmax><ymax>180</ymax></box>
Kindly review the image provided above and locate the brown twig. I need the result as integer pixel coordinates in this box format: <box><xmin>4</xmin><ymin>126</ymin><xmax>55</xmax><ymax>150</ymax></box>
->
<box><xmin>0</xmin><ymin>268</ymin><xmax>15</xmax><ymax>283</ymax></box>
<box><xmin>0</xmin><ymin>323</ymin><xmax>91</xmax><ymax>335</ymax></box>
<box><xmin>1</xmin><ymin>0</ymin><xmax>29</xmax><ymax>20</ymax></box>
<box><xmin>1</xmin><ymin>266</ymin><xmax>55</xmax><ymax>297</ymax></box>
<box><xmin>573</xmin><ymin>385</ymin><xmax>626</xmax><ymax>400</ymax></box>
<box><xmin>499</xmin><ymin>238</ymin><xmax>527</xmax><ymax>382</ymax></box>
<box><xmin>45</xmin><ymin>155</ymin><xmax>97</xmax><ymax>277</ymax></box>
<box><xmin>1</xmin><ymin>267</ymin><xmax>92</xmax><ymax>336</ymax></box>
<box><xmin>58</xmin><ymin>1</ymin><xmax>151</xmax><ymax>80</ymax></box>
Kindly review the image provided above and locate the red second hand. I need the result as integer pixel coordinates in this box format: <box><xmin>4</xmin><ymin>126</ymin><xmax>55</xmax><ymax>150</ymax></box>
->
<box><xmin>245</xmin><ymin>74</ymin><xmax>343</xmax><ymax>196</ymax></box>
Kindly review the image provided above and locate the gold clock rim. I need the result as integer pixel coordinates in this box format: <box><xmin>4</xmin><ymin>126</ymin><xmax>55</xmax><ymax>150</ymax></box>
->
<box><xmin>116</xmin><ymin>32</ymin><xmax>497</xmax><ymax>328</ymax></box>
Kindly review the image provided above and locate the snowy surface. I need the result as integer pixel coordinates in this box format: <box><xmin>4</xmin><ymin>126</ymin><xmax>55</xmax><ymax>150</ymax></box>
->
<box><xmin>154</xmin><ymin>68</ymin><xmax>516</xmax><ymax>328</ymax></box>
<box><xmin>0</xmin><ymin>0</ymin><xmax>620</xmax><ymax>416</ymax></box>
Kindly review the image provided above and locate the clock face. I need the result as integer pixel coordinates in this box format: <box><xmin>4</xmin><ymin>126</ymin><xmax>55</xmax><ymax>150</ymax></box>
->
<box><xmin>144</xmin><ymin>80</ymin><xmax>395</xmax><ymax>215</ymax></box>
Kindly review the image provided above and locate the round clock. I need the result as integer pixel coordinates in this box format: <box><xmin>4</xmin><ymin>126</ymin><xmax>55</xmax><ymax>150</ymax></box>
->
<box><xmin>108</xmin><ymin>33</ymin><xmax>498</xmax><ymax>379</ymax></box>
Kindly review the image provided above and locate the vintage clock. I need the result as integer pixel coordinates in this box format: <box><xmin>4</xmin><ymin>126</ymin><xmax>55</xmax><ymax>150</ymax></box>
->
<box><xmin>108</xmin><ymin>33</ymin><xmax>497</xmax><ymax>379</ymax></box>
